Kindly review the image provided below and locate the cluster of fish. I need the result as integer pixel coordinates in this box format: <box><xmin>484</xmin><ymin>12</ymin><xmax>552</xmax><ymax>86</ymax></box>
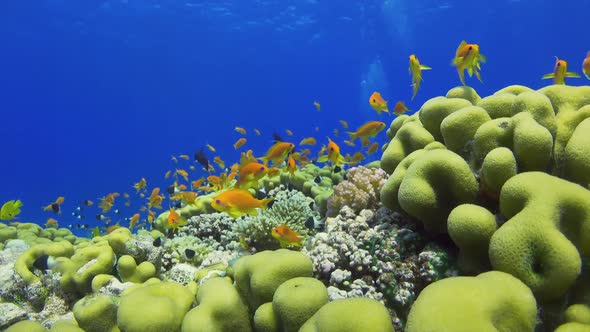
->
<box><xmin>4</xmin><ymin>41</ymin><xmax>590</xmax><ymax>248</ymax></box>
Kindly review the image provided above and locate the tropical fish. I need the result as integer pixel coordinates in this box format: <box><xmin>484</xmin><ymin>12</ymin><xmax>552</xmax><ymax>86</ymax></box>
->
<box><xmin>344</xmin><ymin>140</ymin><xmax>355</xmax><ymax>147</ymax></box>
<box><xmin>285</xmin><ymin>129</ymin><xmax>294</xmax><ymax>136</ymax></box>
<box><xmin>299</xmin><ymin>137</ymin><xmax>317</xmax><ymax>146</ymax></box>
<box><xmin>83</xmin><ymin>199</ymin><xmax>93</xmax><ymax>206</ymax></box>
<box><xmin>369</xmin><ymin>92</ymin><xmax>389</xmax><ymax>115</ymax></box>
<box><xmin>171</xmin><ymin>155</ymin><xmax>178</xmax><ymax>163</ymax></box>
<box><xmin>347</xmin><ymin>121</ymin><xmax>386</xmax><ymax>142</ymax></box>
<box><xmin>318</xmin><ymin>138</ymin><xmax>347</xmax><ymax>166</ymax></box>
<box><xmin>148</xmin><ymin>188</ymin><xmax>164</xmax><ymax>209</ymax></box>
<box><xmin>314</xmin><ymin>101</ymin><xmax>321</xmax><ymax>112</ymax></box>
<box><xmin>98</xmin><ymin>193</ymin><xmax>119</xmax><ymax>213</ymax></box>
<box><xmin>234</xmin><ymin>138</ymin><xmax>247</xmax><ymax>150</ymax></box>
<box><xmin>367</xmin><ymin>142</ymin><xmax>380</xmax><ymax>155</ymax></box>
<box><xmin>130</xmin><ymin>213</ymin><xmax>140</xmax><ymax>230</ymax></box>
<box><xmin>122</xmin><ymin>193</ymin><xmax>130</xmax><ymax>199</ymax></box>
<box><xmin>393</xmin><ymin>101</ymin><xmax>409</xmax><ymax>115</ymax></box>
<box><xmin>236</xmin><ymin>162</ymin><xmax>268</xmax><ymax>189</ymax></box>
<box><xmin>212</xmin><ymin>156</ymin><xmax>225</xmax><ymax>170</ymax></box>
<box><xmin>350</xmin><ymin>151</ymin><xmax>365</xmax><ymax>164</ymax></box>
<box><xmin>194</xmin><ymin>148</ymin><xmax>210</xmax><ymax>171</ymax></box>
<box><xmin>583</xmin><ymin>51</ymin><xmax>590</xmax><ymax>79</ymax></box>
<box><xmin>235</xmin><ymin>126</ymin><xmax>247</xmax><ymax>135</ymax></box>
<box><xmin>1</xmin><ymin>200</ymin><xmax>22</xmax><ymax>221</ymax></box>
<box><xmin>542</xmin><ymin>56</ymin><xmax>581</xmax><ymax>85</ymax></box>
<box><xmin>43</xmin><ymin>197</ymin><xmax>64</xmax><ymax>214</ymax></box>
<box><xmin>254</xmin><ymin>129</ymin><xmax>261</xmax><ymax>136</ymax></box>
<box><xmin>286</xmin><ymin>154</ymin><xmax>297</xmax><ymax>176</ymax></box>
<box><xmin>175</xmin><ymin>169</ymin><xmax>189</xmax><ymax>182</ymax></box>
<box><xmin>339</xmin><ymin>120</ymin><xmax>349</xmax><ymax>129</ymax></box>
<box><xmin>107</xmin><ymin>223</ymin><xmax>121</xmax><ymax>234</ymax></box>
<box><xmin>133</xmin><ymin>178</ymin><xmax>147</xmax><ymax>193</ymax></box>
<box><xmin>147</xmin><ymin>210</ymin><xmax>155</xmax><ymax>224</ymax></box>
<box><xmin>451</xmin><ymin>40</ymin><xmax>486</xmax><ymax>86</ymax></box>
<box><xmin>409</xmin><ymin>54</ymin><xmax>432</xmax><ymax>100</ymax></box>
<box><xmin>179</xmin><ymin>154</ymin><xmax>190</xmax><ymax>161</ymax></box>
<box><xmin>165</xmin><ymin>170</ymin><xmax>172</xmax><ymax>179</ymax></box>
<box><xmin>206</xmin><ymin>144</ymin><xmax>216</xmax><ymax>152</ymax></box>
<box><xmin>272</xmin><ymin>132</ymin><xmax>284</xmax><ymax>142</ymax></box>
<box><xmin>271</xmin><ymin>224</ymin><xmax>303</xmax><ymax>248</ymax></box>
<box><xmin>45</xmin><ymin>218</ymin><xmax>58</xmax><ymax>228</ymax></box>
<box><xmin>191</xmin><ymin>178</ymin><xmax>204</xmax><ymax>190</ymax></box>
<box><xmin>259</xmin><ymin>141</ymin><xmax>295</xmax><ymax>166</ymax></box>
<box><xmin>171</xmin><ymin>191</ymin><xmax>198</xmax><ymax>206</ymax></box>
<box><xmin>211</xmin><ymin>189</ymin><xmax>273</xmax><ymax>218</ymax></box>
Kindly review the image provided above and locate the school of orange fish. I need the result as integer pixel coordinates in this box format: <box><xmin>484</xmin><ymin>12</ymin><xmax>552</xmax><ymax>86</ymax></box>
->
<box><xmin>3</xmin><ymin>41</ymin><xmax>589</xmax><ymax>248</ymax></box>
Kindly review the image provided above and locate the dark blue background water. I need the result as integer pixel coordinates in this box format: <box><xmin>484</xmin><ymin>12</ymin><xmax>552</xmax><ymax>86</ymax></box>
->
<box><xmin>1</xmin><ymin>0</ymin><xmax>588</xmax><ymax>231</ymax></box>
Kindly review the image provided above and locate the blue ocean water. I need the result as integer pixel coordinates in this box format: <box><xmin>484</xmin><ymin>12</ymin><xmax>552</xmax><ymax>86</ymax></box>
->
<box><xmin>0</xmin><ymin>0</ymin><xmax>588</xmax><ymax>233</ymax></box>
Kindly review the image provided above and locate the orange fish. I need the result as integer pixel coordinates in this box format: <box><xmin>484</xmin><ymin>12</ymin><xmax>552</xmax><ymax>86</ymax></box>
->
<box><xmin>148</xmin><ymin>188</ymin><xmax>164</xmax><ymax>209</ymax></box>
<box><xmin>240</xmin><ymin>150</ymin><xmax>257</xmax><ymax>165</ymax></box>
<box><xmin>165</xmin><ymin>170</ymin><xmax>172</xmax><ymax>179</ymax></box>
<box><xmin>333</xmin><ymin>128</ymin><xmax>339</xmax><ymax>137</ymax></box>
<box><xmin>285</xmin><ymin>129</ymin><xmax>294</xmax><ymax>136</ymax></box>
<box><xmin>259</xmin><ymin>142</ymin><xmax>295</xmax><ymax>166</ymax></box>
<box><xmin>133</xmin><ymin>178</ymin><xmax>147</xmax><ymax>193</ymax></box>
<box><xmin>286</xmin><ymin>154</ymin><xmax>297</xmax><ymax>176</ymax></box>
<box><xmin>167</xmin><ymin>208</ymin><xmax>187</xmax><ymax>230</ymax></box>
<box><xmin>235</xmin><ymin>126</ymin><xmax>247</xmax><ymax>135</ymax></box>
<box><xmin>236</xmin><ymin>162</ymin><xmax>268</xmax><ymax>189</ymax></box>
<box><xmin>147</xmin><ymin>210</ymin><xmax>155</xmax><ymax>224</ymax></box>
<box><xmin>179</xmin><ymin>154</ymin><xmax>190</xmax><ymax>160</ymax></box>
<box><xmin>191</xmin><ymin>178</ymin><xmax>204</xmax><ymax>190</ymax></box>
<box><xmin>451</xmin><ymin>40</ymin><xmax>486</xmax><ymax>86</ymax></box>
<box><xmin>393</xmin><ymin>101</ymin><xmax>409</xmax><ymax>115</ymax></box>
<box><xmin>344</xmin><ymin>140</ymin><xmax>355</xmax><ymax>147</ymax></box>
<box><xmin>347</xmin><ymin>121</ymin><xmax>386</xmax><ymax>142</ymax></box>
<box><xmin>271</xmin><ymin>224</ymin><xmax>303</xmax><ymax>248</ymax></box>
<box><xmin>542</xmin><ymin>56</ymin><xmax>581</xmax><ymax>85</ymax></box>
<box><xmin>206</xmin><ymin>144</ymin><xmax>216</xmax><ymax>152</ymax></box>
<box><xmin>339</xmin><ymin>120</ymin><xmax>349</xmax><ymax>129</ymax></box>
<box><xmin>175</xmin><ymin>169</ymin><xmax>189</xmax><ymax>182</ymax></box>
<box><xmin>98</xmin><ymin>193</ymin><xmax>119</xmax><ymax>213</ymax></box>
<box><xmin>349</xmin><ymin>151</ymin><xmax>366</xmax><ymax>165</ymax></box>
<box><xmin>234</xmin><ymin>138</ymin><xmax>247</xmax><ymax>150</ymax></box>
<box><xmin>45</xmin><ymin>218</ymin><xmax>58</xmax><ymax>228</ymax></box>
<box><xmin>583</xmin><ymin>51</ymin><xmax>590</xmax><ymax>80</ymax></box>
<box><xmin>367</xmin><ymin>142</ymin><xmax>380</xmax><ymax>155</ymax></box>
<box><xmin>172</xmin><ymin>192</ymin><xmax>198</xmax><ymax>205</ymax></box>
<box><xmin>43</xmin><ymin>196</ymin><xmax>65</xmax><ymax>213</ymax></box>
<box><xmin>318</xmin><ymin>138</ymin><xmax>347</xmax><ymax>166</ymax></box>
<box><xmin>107</xmin><ymin>223</ymin><xmax>121</xmax><ymax>234</ymax></box>
<box><xmin>213</xmin><ymin>156</ymin><xmax>225</xmax><ymax>169</ymax></box>
<box><xmin>130</xmin><ymin>213</ymin><xmax>140</xmax><ymax>229</ymax></box>
<box><xmin>314</xmin><ymin>101</ymin><xmax>321</xmax><ymax>112</ymax></box>
<box><xmin>369</xmin><ymin>92</ymin><xmax>389</xmax><ymax>115</ymax></box>
<box><xmin>409</xmin><ymin>54</ymin><xmax>432</xmax><ymax>100</ymax></box>
<box><xmin>299</xmin><ymin>137</ymin><xmax>317</xmax><ymax>146</ymax></box>
<box><xmin>211</xmin><ymin>189</ymin><xmax>273</xmax><ymax>219</ymax></box>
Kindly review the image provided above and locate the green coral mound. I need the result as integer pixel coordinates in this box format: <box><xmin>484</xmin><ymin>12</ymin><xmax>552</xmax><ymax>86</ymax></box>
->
<box><xmin>229</xmin><ymin>249</ymin><xmax>313</xmax><ymax>311</ymax></box>
<box><xmin>270</xmin><ymin>277</ymin><xmax>328</xmax><ymax>332</ymax></box>
<box><xmin>117</xmin><ymin>255</ymin><xmax>156</xmax><ymax>283</ymax></box>
<box><xmin>299</xmin><ymin>298</ymin><xmax>394</xmax><ymax>332</ymax></box>
<box><xmin>117</xmin><ymin>281</ymin><xmax>194</xmax><ymax>332</ymax></box>
<box><xmin>393</xmin><ymin>149</ymin><xmax>479</xmax><ymax>233</ymax></box>
<box><xmin>447</xmin><ymin>204</ymin><xmax>497</xmax><ymax>274</ymax></box>
<box><xmin>181</xmin><ymin>277</ymin><xmax>251</xmax><ymax>332</ymax></box>
<box><xmin>73</xmin><ymin>294</ymin><xmax>119</xmax><ymax>332</ymax></box>
<box><xmin>490</xmin><ymin>172</ymin><xmax>590</xmax><ymax>302</ymax></box>
<box><xmin>5</xmin><ymin>320</ymin><xmax>47</xmax><ymax>332</ymax></box>
<box><xmin>406</xmin><ymin>271</ymin><xmax>537</xmax><ymax>332</ymax></box>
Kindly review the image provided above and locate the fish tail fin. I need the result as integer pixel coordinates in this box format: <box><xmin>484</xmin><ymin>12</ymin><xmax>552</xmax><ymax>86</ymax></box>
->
<box><xmin>458</xmin><ymin>69</ymin><xmax>466</xmax><ymax>86</ymax></box>
<box><xmin>261</xmin><ymin>198</ymin><xmax>274</xmax><ymax>210</ymax></box>
<box><xmin>346</xmin><ymin>131</ymin><xmax>357</xmax><ymax>142</ymax></box>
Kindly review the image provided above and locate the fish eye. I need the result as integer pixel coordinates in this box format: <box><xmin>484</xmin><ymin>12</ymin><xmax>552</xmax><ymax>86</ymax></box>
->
<box><xmin>371</xmin><ymin>99</ymin><xmax>375</xmax><ymax>103</ymax></box>
<box><xmin>468</xmin><ymin>46</ymin><xmax>473</xmax><ymax>50</ymax></box>
<box><xmin>215</xmin><ymin>199</ymin><xmax>220</xmax><ymax>204</ymax></box>
<box><xmin>330</xmin><ymin>147</ymin><xmax>334</xmax><ymax>151</ymax></box>
<box><xmin>557</xmin><ymin>62</ymin><xmax>561</xmax><ymax>66</ymax></box>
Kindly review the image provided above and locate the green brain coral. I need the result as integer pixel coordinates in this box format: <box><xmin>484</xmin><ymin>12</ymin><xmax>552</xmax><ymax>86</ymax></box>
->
<box><xmin>489</xmin><ymin>172</ymin><xmax>590</xmax><ymax>302</ymax></box>
<box><xmin>406</xmin><ymin>271</ymin><xmax>537</xmax><ymax>332</ymax></box>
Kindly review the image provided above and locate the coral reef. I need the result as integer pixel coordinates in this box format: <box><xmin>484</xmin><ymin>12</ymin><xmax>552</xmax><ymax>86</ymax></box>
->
<box><xmin>326</xmin><ymin>166</ymin><xmax>387</xmax><ymax>217</ymax></box>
